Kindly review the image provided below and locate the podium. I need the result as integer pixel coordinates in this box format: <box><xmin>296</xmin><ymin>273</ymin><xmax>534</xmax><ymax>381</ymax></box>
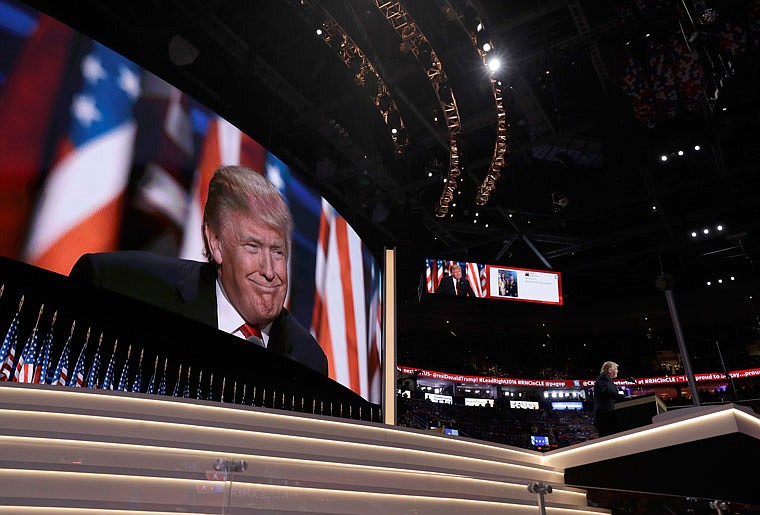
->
<box><xmin>614</xmin><ymin>393</ymin><xmax>667</xmax><ymax>432</ymax></box>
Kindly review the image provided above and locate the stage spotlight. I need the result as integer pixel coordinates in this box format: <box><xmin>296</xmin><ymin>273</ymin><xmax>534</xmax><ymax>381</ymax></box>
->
<box><xmin>476</xmin><ymin>28</ymin><xmax>491</xmax><ymax>51</ymax></box>
<box><xmin>487</xmin><ymin>56</ymin><xmax>501</xmax><ymax>72</ymax></box>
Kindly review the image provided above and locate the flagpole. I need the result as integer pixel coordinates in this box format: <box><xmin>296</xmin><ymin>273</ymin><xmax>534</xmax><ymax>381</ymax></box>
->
<box><xmin>117</xmin><ymin>343</ymin><xmax>131</xmax><ymax>391</ymax></box>
<box><xmin>173</xmin><ymin>363</ymin><xmax>182</xmax><ymax>397</ymax></box>
<box><xmin>34</xmin><ymin>310</ymin><xmax>57</xmax><ymax>384</ymax></box>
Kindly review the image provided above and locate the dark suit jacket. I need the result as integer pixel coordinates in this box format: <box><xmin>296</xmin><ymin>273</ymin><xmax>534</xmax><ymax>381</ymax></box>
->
<box><xmin>69</xmin><ymin>250</ymin><xmax>328</xmax><ymax>376</ymax></box>
<box><xmin>592</xmin><ymin>372</ymin><xmax>626</xmax><ymax>435</ymax></box>
<box><xmin>437</xmin><ymin>275</ymin><xmax>474</xmax><ymax>297</ymax></box>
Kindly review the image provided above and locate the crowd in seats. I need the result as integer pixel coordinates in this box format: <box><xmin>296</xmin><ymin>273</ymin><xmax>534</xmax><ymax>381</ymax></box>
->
<box><xmin>396</xmin><ymin>396</ymin><xmax>598</xmax><ymax>450</ymax></box>
<box><xmin>397</xmin><ymin>379</ymin><xmax>760</xmax><ymax>450</ymax></box>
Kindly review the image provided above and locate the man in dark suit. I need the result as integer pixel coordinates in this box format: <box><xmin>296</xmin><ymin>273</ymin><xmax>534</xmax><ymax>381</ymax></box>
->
<box><xmin>437</xmin><ymin>264</ymin><xmax>474</xmax><ymax>297</ymax></box>
<box><xmin>69</xmin><ymin>165</ymin><xmax>328</xmax><ymax>376</ymax></box>
<box><xmin>592</xmin><ymin>360</ymin><xmax>627</xmax><ymax>437</ymax></box>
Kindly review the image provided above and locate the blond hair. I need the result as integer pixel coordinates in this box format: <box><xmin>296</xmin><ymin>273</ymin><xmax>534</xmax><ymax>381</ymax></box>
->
<box><xmin>202</xmin><ymin>165</ymin><xmax>293</xmax><ymax>261</ymax></box>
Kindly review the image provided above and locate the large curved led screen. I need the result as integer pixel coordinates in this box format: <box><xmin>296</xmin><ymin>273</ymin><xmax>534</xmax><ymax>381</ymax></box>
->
<box><xmin>0</xmin><ymin>0</ymin><xmax>382</xmax><ymax>403</ymax></box>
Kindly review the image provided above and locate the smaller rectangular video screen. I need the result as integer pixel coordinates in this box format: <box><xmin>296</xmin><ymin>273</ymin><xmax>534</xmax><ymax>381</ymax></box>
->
<box><xmin>485</xmin><ymin>265</ymin><xmax>563</xmax><ymax>305</ymax></box>
<box><xmin>424</xmin><ymin>259</ymin><xmax>562</xmax><ymax>305</ymax></box>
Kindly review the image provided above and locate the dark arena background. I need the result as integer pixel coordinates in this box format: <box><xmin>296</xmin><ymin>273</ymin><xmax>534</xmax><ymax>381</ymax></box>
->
<box><xmin>1</xmin><ymin>1</ymin><xmax>760</xmax><ymax>513</ymax></box>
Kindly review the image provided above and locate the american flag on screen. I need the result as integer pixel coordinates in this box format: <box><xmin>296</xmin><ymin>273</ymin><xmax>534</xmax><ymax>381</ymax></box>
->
<box><xmin>0</xmin><ymin>9</ymin><xmax>73</xmax><ymax>259</ymax></box>
<box><xmin>425</xmin><ymin>259</ymin><xmax>437</xmax><ymax>293</ymax></box>
<box><xmin>22</xmin><ymin>41</ymin><xmax>142</xmax><ymax>274</ymax></box>
<box><xmin>179</xmin><ymin>115</ymin><xmax>267</xmax><ymax>261</ymax></box>
<box><xmin>366</xmin><ymin>262</ymin><xmax>382</xmax><ymax>401</ymax></box>
<box><xmin>466</xmin><ymin>261</ymin><xmax>485</xmax><ymax>298</ymax></box>
<box><xmin>129</xmin><ymin>75</ymin><xmax>194</xmax><ymax>245</ymax></box>
<box><xmin>425</xmin><ymin>259</ymin><xmax>449</xmax><ymax>293</ymax></box>
<box><xmin>311</xmin><ymin>199</ymin><xmax>382</xmax><ymax>400</ymax></box>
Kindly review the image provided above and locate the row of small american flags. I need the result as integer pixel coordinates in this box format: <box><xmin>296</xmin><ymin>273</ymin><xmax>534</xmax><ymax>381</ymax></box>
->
<box><xmin>0</xmin><ymin>3</ymin><xmax>382</xmax><ymax>403</ymax></box>
<box><xmin>0</xmin><ymin>285</ymin><xmax>385</xmax><ymax>418</ymax></box>
<box><xmin>425</xmin><ymin>259</ymin><xmax>488</xmax><ymax>297</ymax></box>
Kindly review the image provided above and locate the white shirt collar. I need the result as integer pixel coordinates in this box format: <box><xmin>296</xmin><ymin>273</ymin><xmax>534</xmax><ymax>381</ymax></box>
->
<box><xmin>215</xmin><ymin>279</ymin><xmax>271</xmax><ymax>346</ymax></box>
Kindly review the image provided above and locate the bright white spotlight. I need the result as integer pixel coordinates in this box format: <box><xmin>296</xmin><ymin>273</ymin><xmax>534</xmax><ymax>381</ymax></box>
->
<box><xmin>660</xmin><ymin>154</ymin><xmax>668</xmax><ymax>162</ymax></box>
<box><xmin>694</xmin><ymin>145</ymin><xmax>701</xmax><ymax>151</ymax></box>
<box><xmin>717</xmin><ymin>225</ymin><xmax>723</xmax><ymax>231</ymax></box>
<box><xmin>482</xmin><ymin>42</ymin><xmax>492</xmax><ymax>52</ymax></box>
<box><xmin>677</xmin><ymin>150</ymin><xmax>684</xmax><ymax>156</ymax></box>
<box><xmin>691</xmin><ymin>231</ymin><xmax>697</xmax><ymax>237</ymax></box>
<box><xmin>316</xmin><ymin>28</ymin><xmax>323</xmax><ymax>36</ymax></box>
<box><xmin>487</xmin><ymin>57</ymin><xmax>501</xmax><ymax>72</ymax></box>
<box><xmin>703</xmin><ymin>228</ymin><xmax>709</xmax><ymax>234</ymax></box>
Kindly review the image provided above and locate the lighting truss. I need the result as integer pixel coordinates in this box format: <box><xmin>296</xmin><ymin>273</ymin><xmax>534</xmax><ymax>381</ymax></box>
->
<box><xmin>374</xmin><ymin>0</ymin><xmax>462</xmax><ymax>217</ymax></box>
<box><xmin>472</xmin><ymin>35</ymin><xmax>509</xmax><ymax>206</ymax></box>
<box><xmin>443</xmin><ymin>1</ymin><xmax>510</xmax><ymax>206</ymax></box>
<box><xmin>290</xmin><ymin>0</ymin><xmax>408</xmax><ymax>155</ymax></box>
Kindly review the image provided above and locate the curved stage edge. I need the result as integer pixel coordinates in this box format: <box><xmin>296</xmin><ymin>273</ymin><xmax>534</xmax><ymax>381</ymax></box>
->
<box><xmin>0</xmin><ymin>382</ymin><xmax>605</xmax><ymax>514</ymax></box>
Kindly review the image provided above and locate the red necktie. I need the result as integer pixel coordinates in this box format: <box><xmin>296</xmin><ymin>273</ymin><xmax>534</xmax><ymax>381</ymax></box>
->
<box><xmin>239</xmin><ymin>323</ymin><xmax>262</xmax><ymax>339</ymax></box>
